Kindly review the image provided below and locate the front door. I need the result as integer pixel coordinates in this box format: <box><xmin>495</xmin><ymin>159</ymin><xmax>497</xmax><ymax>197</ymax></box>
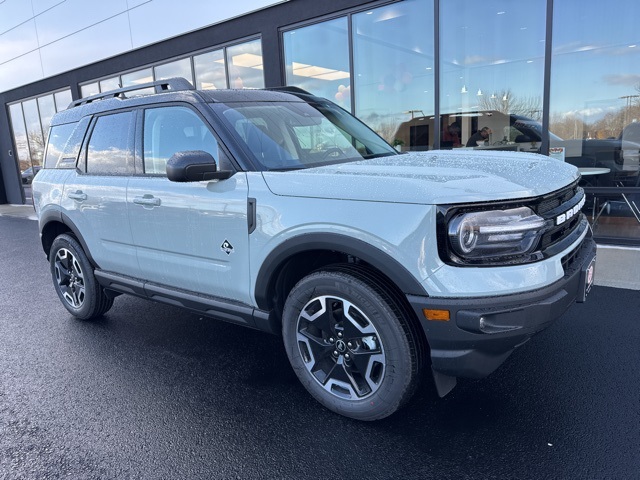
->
<box><xmin>127</xmin><ymin>105</ymin><xmax>251</xmax><ymax>304</ymax></box>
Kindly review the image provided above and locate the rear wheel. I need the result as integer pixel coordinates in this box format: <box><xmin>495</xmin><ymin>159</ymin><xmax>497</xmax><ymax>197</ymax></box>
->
<box><xmin>50</xmin><ymin>234</ymin><xmax>113</xmax><ymax>320</ymax></box>
<box><xmin>282</xmin><ymin>267</ymin><xmax>422</xmax><ymax>421</ymax></box>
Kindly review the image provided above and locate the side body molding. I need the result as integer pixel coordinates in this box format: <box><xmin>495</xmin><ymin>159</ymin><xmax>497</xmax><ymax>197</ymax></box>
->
<box><xmin>254</xmin><ymin>233</ymin><xmax>429</xmax><ymax>310</ymax></box>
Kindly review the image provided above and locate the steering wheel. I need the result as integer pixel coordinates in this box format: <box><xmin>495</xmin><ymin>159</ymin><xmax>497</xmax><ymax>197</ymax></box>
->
<box><xmin>321</xmin><ymin>147</ymin><xmax>346</xmax><ymax>160</ymax></box>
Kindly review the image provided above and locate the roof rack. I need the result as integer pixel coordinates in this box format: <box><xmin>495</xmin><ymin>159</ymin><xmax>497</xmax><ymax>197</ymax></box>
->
<box><xmin>265</xmin><ymin>86</ymin><xmax>312</xmax><ymax>95</ymax></box>
<box><xmin>69</xmin><ymin>77</ymin><xmax>194</xmax><ymax>108</ymax></box>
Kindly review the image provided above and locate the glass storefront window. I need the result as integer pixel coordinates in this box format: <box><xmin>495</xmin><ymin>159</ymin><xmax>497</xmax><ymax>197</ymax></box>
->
<box><xmin>440</xmin><ymin>1</ymin><xmax>546</xmax><ymax>152</ymax></box>
<box><xmin>54</xmin><ymin>90</ymin><xmax>73</xmax><ymax>111</ymax></box>
<box><xmin>81</xmin><ymin>82</ymin><xmax>100</xmax><ymax>98</ymax></box>
<box><xmin>8</xmin><ymin>89</ymin><xmax>74</xmax><ymax>203</ymax></box>
<box><xmin>121</xmin><ymin>68</ymin><xmax>154</xmax><ymax>95</ymax></box>
<box><xmin>154</xmin><ymin>58</ymin><xmax>193</xmax><ymax>85</ymax></box>
<box><xmin>37</xmin><ymin>94</ymin><xmax>57</xmax><ymax>137</ymax></box>
<box><xmin>353</xmin><ymin>0</ymin><xmax>434</xmax><ymax>149</ymax></box>
<box><xmin>100</xmin><ymin>77</ymin><xmax>121</xmax><ymax>92</ymax></box>
<box><xmin>121</xmin><ymin>68</ymin><xmax>154</xmax><ymax>87</ymax></box>
<box><xmin>550</xmin><ymin>0</ymin><xmax>640</xmax><ymax>242</ymax></box>
<box><xmin>8</xmin><ymin>103</ymin><xmax>30</xmax><ymax>173</ymax></box>
<box><xmin>283</xmin><ymin>18</ymin><xmax>351</xmax><ymax>110</ymax></box>
<box><xmin>22</xmin><ymin>99</ymin><xmax>45</xmax><ymax>168</ymax></box>
<box><xmin>226</xmin><ymin>39</ymin><xmax>264</xmax><ymax>89</ymax></box>
<box><xmin>194</xmin><ymin>49</ymin><xmax>227</xmax><ymax>90</ymax></box>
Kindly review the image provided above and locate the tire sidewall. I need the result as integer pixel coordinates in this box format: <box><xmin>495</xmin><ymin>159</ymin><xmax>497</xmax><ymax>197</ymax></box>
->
<box><xmin>282</xmin><ymin>270</ymin><xmax>415</xmax><ymax>421</ymax></box>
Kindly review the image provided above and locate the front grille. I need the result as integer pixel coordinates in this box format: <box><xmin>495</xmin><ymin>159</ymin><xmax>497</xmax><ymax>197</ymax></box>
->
<box><xmin>541</xmin><ymin>219</ymin><xmax>580</xmax><ymax>249</ymax></box>
<box><xmin>535</xmin><ymin>182</ymin><xmax>585</xmax><ymax>254</ymax></box>
<box><xmin>535</xmin><ymin>183</ymin><xmax>579</xmax><ymax>215</ymax></box>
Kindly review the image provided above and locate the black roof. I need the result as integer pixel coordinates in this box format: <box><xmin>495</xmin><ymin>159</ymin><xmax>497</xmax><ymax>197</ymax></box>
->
<box><xmin>198</xmin><ymin>89</ymin><xmax>307</xmax><ymax>104</ymax></box>
<box><xmin>50</xmin><ymin>78</ymin><xmax>317</xmax><ymax>126</ymax></box>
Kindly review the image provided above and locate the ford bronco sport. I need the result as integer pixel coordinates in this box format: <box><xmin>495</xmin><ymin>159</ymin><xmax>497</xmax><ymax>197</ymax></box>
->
<box><xmin>33</xmin><ymin>78</ymin><xmax>596</xmax><ymax>420</ymax></box>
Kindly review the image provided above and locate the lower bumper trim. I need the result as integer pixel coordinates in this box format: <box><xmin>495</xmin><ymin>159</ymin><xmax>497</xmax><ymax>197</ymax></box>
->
<box><xmin>410</xmin><ymin>235</ymin><xmax>597</xmax><ymax>380</ymax></box>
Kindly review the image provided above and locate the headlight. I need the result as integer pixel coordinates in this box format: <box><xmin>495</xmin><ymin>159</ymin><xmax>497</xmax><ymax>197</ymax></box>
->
<box><xmin>447</xmin><ymin>206</ymin><xmax>546</xmax><ymax>261</ymax></box>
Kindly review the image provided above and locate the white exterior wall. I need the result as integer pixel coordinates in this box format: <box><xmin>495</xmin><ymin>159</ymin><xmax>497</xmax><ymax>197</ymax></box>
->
<box><xmin>0</xmin><ymin>0</ymin><xmax>283</xmax><ymax>93</ymax></box>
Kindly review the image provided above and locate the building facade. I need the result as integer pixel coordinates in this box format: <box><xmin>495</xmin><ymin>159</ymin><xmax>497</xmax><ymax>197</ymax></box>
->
<box><xmin>1</xmin><ymin>0</ymin><xmax>639</xmax><ymax>246</ymax></box>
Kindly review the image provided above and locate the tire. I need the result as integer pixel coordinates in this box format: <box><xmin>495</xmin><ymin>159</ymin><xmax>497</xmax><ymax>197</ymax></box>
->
<box><xmin>282</xmin><ymin>266</ymin><xmax>423</xmax><ymax>421</ymax></box>
<box><xmin>49</xmin><ymin>234</ymin><xmax>113</xmax><ymax>320</ymax></box>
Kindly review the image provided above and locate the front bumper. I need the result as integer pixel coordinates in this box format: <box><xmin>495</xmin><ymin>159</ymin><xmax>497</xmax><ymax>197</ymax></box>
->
<box><xmin>408</xmin><ymin>233</ymin><xmax>597</xmax><ymax>380</ymax></box>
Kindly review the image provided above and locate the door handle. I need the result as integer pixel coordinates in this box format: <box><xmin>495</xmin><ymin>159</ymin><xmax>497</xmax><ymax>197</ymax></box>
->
<box><xmin>68</xmin><ymin>191</ymin><xmax>87</xmax><ymax>201</ymax></box>
<box><xmin>133</xmin><ymin>195</ymin><xmax>161</xmax><ymax>207</ymax></box>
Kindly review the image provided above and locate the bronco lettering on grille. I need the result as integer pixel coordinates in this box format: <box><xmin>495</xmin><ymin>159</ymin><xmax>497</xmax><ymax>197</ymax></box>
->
<box><xmin>556</xmin><ymin>195</ymin><xmax>586</xmax><ymax>226</ymax></box>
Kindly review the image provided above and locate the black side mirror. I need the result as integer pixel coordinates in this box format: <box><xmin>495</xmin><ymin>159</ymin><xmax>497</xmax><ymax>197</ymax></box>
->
<box><xmin>166</xmin><ymin>150</ymin><xmax>233</xmax><ymax>182</ymax></box>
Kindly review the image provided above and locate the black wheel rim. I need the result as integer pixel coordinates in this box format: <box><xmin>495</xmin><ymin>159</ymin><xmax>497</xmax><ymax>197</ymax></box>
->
<box><xmin>54</xmin><ymin>248</ymin><xmax>86</xmax><ymax>309</ymax></box>
<box><xmin>296</xmin><ymin>295</ymin><xmax>385</xmax><ymax>400</ymax></box>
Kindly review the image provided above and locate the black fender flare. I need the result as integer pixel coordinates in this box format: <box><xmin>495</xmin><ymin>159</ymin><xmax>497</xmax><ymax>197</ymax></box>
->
<box><xmin>254</xmin><ymin>232</ymin><xmax>428</xmax><ymax>310</ymax></box>
<box><xmin>40</xmin><ymin>209</ymin><xmax>99</xmax><ymax>267</ymax></box>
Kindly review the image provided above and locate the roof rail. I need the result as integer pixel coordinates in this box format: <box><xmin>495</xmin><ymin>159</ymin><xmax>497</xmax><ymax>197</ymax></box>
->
<box><xmin>265</xmin><ymin>86</ymin><xmax>312</xmax><ymax>95</ymax></box>
<box><xmin>69</xmin><ymin>77</ymin><xmax>195</xmax><ymax>108</ymax></box>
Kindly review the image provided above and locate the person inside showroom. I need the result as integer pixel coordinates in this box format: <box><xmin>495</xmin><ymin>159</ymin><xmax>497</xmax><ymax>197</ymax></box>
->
<box><xmin>466</xmin><ymin>126</ymin><xmax>493</xmax><ymax>147</ymax></box>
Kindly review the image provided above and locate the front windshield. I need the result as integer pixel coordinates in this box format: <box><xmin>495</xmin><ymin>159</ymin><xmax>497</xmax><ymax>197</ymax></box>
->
<box><xmin>211</xmin><ymin>100</ymin><xmax>397</xmax><ymax>170</ymax></box>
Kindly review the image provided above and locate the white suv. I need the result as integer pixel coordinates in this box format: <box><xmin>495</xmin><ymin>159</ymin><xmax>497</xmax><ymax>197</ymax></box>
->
<box><xmin>33</xmin><ymin>79</ymin><xmax>597</xmax><ymax>420</ymax></box>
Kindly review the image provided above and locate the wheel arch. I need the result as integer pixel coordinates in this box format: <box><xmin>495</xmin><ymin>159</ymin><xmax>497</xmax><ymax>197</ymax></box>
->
<box><xmin>40</xmin><ymin>210</ymin><xmax>98</xmax><ymax>267</ymax></box>
<box><xmin>254</xmin><ymin>233</ymin><xmax>428</xmax><ymax>314</ymax></box>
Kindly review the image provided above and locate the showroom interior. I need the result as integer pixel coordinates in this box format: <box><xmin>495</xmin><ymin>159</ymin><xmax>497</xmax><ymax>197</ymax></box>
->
<box><xmin>1</xmin><ymin>0</ymin><xmax>638</xmax><ymax>253</ymax></box>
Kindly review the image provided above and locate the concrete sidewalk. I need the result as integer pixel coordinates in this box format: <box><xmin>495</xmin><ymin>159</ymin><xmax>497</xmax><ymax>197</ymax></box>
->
<box><xmin>1</xmin><ymin>203</ymin><xmax>638</xmax><ymax>290</ymax></box>
<box><xmin>0</xmin><ymin>203</ymin><xmax>38</xmax><ymax>220</ymax></box>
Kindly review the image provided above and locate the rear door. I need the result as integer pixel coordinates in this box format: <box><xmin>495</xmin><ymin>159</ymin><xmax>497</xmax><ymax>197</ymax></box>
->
<box><xmin>127</xmin><ymin>104</ymin><xmax>252</xmax><ymax>304</ymax></box>
<box><xmin>61</xmin><ymin>110</ymin><xmax>139</xmax><ymax>277</ymax></box>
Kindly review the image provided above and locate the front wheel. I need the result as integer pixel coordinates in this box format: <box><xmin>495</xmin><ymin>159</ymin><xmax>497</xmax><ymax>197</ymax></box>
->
<box><xmin>282</xmin><ymin>267</ymin><xmax>422</xmax><ymax>421</ymax></box>
<box><xmin>50</xmin><ymin>234</ymin><xmax>113</xmax><ymax>320</ymax></box>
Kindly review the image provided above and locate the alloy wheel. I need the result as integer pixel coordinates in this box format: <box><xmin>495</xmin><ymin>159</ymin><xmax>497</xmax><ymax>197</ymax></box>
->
<box><xmin>54</xmin><ymin>248</ymin><xmax>86</xmax><ymax>308</ymax></box>
<box><xmin>296</xmin><ymin>295</ymin><xmax>385</xmax><ymax>400</ymax></box>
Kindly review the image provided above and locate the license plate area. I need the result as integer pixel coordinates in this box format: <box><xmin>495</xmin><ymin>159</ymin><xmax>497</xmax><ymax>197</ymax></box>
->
<box><xmin>577</xmin><ymin>254</ymin><xmax>596</xmax><ymax>303</ymax></box>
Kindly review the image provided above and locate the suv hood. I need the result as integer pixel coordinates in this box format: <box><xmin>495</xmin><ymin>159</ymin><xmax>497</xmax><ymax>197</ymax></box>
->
<box><xmin>262</xmin><ymin>150</ymin><xmax>580</xmax><ymax>204</ymax></box>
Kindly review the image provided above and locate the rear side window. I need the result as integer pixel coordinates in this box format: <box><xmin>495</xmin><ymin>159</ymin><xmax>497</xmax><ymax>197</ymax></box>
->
<box><xmin>43</xmin><ymin>123</ymin><xmax>76</xmax><ymax>168</ymax></box>
<box><xmin>45</xmin><ymin>117</ymin><xmax>90</xmax><ymax>169</ymax></box>
<box><xmin>85</xmin><ymin>111</ymin><xmax>135</xmax><ymax>175</ymax></box>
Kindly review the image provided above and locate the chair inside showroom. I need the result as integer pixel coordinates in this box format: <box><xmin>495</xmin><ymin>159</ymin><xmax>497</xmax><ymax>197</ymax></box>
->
<box><xmin>592</xmin><ymin>173</ymin><xmax>640</xmax><ymax>227</ymax></box>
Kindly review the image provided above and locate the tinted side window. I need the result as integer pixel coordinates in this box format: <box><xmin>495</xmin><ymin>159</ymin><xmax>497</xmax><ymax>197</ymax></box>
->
<box><xmin>51</xmin><ymin>117</ymin><xmax>91</xmax><ymax>169</ymax></box>
<box><xmin>44</xmin><ymin>123</ymin><xmax>76</xmax><ymax>168</ymax></box>
<box><xmin>86</xmin><ymin>111</ymin><xmax>135</xmax><ymax>175</ymax></box>
<box><xmin>143</xmin><ymin>106</ymin><xmax>219</xmax><ymax>174</ymax></box>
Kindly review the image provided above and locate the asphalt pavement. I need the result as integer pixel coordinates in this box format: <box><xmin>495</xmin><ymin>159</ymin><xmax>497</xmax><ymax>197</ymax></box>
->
<box><xmin>0</xmin><ymin>215</ymin><xmax>639</xmax><ymax>479</ymax></box>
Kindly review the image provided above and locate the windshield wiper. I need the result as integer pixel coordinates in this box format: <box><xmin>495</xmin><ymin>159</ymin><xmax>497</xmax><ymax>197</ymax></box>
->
<box><xmin>362</xmin><ymin>152</ymin><xmax>398</xmax><ymax>159</ymax></box>
<box><xmin>268</xmin><ymin>166</ymin><xmax>306</xmax><ymax>171</ymax></box>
